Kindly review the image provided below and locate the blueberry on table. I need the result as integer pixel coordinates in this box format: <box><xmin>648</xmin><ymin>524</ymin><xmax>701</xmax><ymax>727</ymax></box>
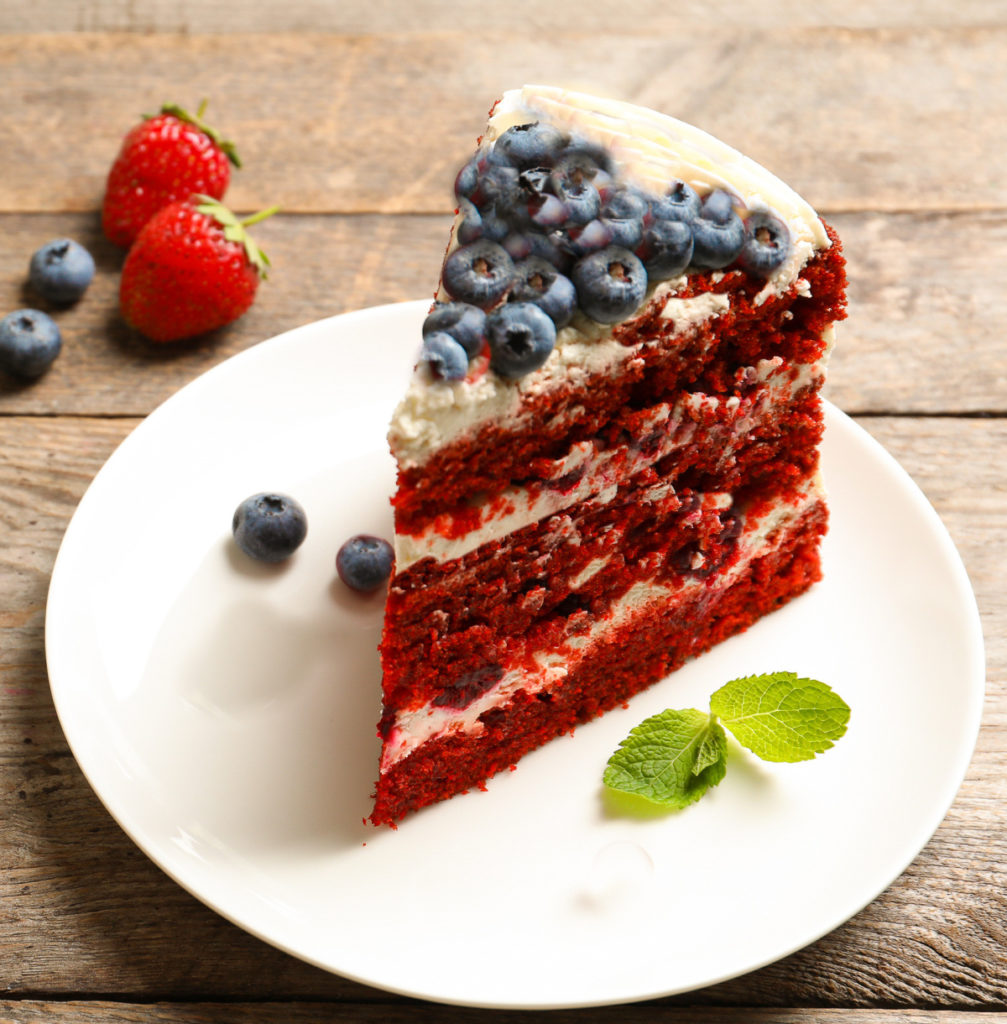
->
<box><xmin>641</xmin><ymin>217</ymin><xmax>694</xmax><ymax>280</ymax></box>
<box><xmin>232</xmin><ymin>493</ymin><xmax>308</xmax><ymax>563</ymax></box>
<box><xmin>485</xmin><ymin>302</ymin><xmax>557</xmax><ymax>380</ymax></box>
<box><xmin>442</xmin><ymin>240</ymin><xmax>515</xmax><ymax>308</ymax></box>
<box><xmin>571</xmin><ymin>246</ymin><xmax>648</xmax><ymax>324</ymax></box>
<box><xmin>691</xmin><ymin>190</ymin><xmax>746</xmax><ymax>269</ymax></box>
<box><xmin>337</xmin><ymin>535</ymin><xmax>394</xmax><ymax>592</ymax></box>
<box><xmin>738</xmin><ymin>212</ymin><xmax>792</xmax><ymax>276</ymax></box>
<box><xmin>511</xmin><ymin>257</ymin><xmax>577</xmax><ymax>328</ymax></box>
<box><xmin>422</xmin><ymin>301</ymin><xmax>486</xmax><ymax>357</ymax></box>
<box><xmin>28</xmin><ymin>238</ymin><xmax>95</xmax><ymax>304</ymax></box>
<box><xmin>421</xmin><ymin>331</ymin><xmax>469</xmax><ymax>380</ymax></box>
<box><xmin>0</xmin><ymin>309</ymin><xmax>62</xmax><ymax>378</ymax></box>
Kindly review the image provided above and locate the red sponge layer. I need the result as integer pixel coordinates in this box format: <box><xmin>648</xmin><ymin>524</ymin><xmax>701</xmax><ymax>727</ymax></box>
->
<box><xmin>371</xmin><ymin>499</ymin><xmax>827</xmax><ymax>826</ymax></box>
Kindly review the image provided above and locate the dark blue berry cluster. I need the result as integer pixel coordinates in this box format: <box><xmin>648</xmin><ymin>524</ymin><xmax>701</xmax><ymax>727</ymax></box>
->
<box><xmin>420</xmin><ymin>121</ymin><xmax>793</xmax><ymax>383</ymax></box>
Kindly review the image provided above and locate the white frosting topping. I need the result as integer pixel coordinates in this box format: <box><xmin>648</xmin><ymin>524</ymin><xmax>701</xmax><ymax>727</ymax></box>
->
<box><xmin>389</xmin><ymin>86</ymin><xmax>830</xmax><ymax>472</ymax></box>
<box><xmin>394</xmin><ymin>351</ymin><xmax>818</xmax><ymax>570</ymax></box>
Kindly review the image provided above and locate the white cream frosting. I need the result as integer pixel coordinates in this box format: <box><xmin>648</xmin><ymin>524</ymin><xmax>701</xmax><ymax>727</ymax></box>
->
<box><xmin>380</xmin><ymin>474</ymin><xmax>824</xmax><ymax>771</ymax></box>
<box><xmin>388</xmin><ymin>86</ymin><xmax>831</xmax><ymax>474</ymax></box>
<box><xmin>394</xmin><ymin>350</ymin><xmax>823</xmax><ymax>570</ymax></box>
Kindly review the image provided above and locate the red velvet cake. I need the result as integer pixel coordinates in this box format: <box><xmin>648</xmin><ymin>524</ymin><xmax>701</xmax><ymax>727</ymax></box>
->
<box><xmin>371</xmin><ymin>86</ymin><xmax>846</xmax><ymax>825</ymax></box>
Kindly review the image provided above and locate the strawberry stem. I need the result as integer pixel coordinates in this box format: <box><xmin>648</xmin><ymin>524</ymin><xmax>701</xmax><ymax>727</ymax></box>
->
<box><xmin>240</xmin><ymin>206</ymin><xmax>281</xmax><ymax>228</ymax></box>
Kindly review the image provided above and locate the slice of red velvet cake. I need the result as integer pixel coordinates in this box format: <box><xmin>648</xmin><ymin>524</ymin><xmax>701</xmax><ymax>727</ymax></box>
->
<box><xmin>372</xmin><ymin>85</ymin><xmax>846</xmax><ymax>826</ymax></box>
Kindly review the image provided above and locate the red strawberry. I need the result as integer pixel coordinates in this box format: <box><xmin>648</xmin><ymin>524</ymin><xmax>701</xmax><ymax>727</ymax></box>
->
<box><xmin>120</xmin><ymin>196</ymin><xmax>277</xmax><ymax>343</ymax></box>
<box><xmin>102</xmin><ymin>101</ymin><xmax>240</xmax><ymax>248</ymax></box>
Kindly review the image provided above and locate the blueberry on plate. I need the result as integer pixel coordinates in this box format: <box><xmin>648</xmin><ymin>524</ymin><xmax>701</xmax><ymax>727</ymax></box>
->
<box><xmin>485</xmin><ymin>301</ymin><xmax>557</xmax><ymax>379</ymax></box>
<box><xmin>650</xmin><ymin>181</ymin><xmax>701</xmax><ymax>223</ymax></box>
<box><xmin>492</xmin><ymin>122</ymin><xmax>566</xmax><ymax>169</ymax></box>
<box><xmin>422</xmin><ymin>301</ymin><xmax>486</xmax><ymax>357</ymax></box>
<box><xmin>571</xmin><ymin>246</ymin><xmax>648</xmax><ymax>324</ymax></box>
<box><xmin>690</xmin><ymin>190</ymin><xmax>746</xmax><ymax>269</ymax></box>
<box><xmin>641</xmin><ymin>217</ymin><xmax>694</xmax><ymax>280</ymax></box>
<box><xmin>511</xmin><ymin>257</ymin><xmax>577</xmax><ymax>328</ymax></box>
<box><xmin>336</xmin><ymin>534</ymin><xmax>394</xmax><ymax>593</ymax></box>
<box><xmin>232</xmin><ymin>493</ymin><xmax>308</xmax><ymax>563</ymax></box>
<box><xmin>442</xmin><ymin>240</ymin><xmax>515</xmax><ymax>308</ymax></box>
<box><xmin>737</xmin><ymin>211</ymin><xmax>792</xmax><ymax>276</ymax></box>
<box><xmin>28</xmin><ymin>238</ymin><xmax>95</xmax><ymax>304</ymax></box>
<box><xmin>421</xmin><ymin>331</ymin><xmax>469</xmax><ymax>380</ymax></box>
<box><xmin>0</xmin><ymin>309</ymin><xmax>62</xmax><ymax>378</ymax></box>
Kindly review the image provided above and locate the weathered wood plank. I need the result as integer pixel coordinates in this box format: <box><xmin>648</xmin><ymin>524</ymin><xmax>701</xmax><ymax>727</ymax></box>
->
<box><xmin>0</xmin><ymin>1004</ymin><xmax>1005</xmax><ymax>1024</ymax></box>
<box><xmin>1</xmin><ymin>30</ymin><xmax>1006</xmax><ymax>215</ymax></box>
<box><xmin>0</xmin><ymin>415</ymin><xmax>1003</xmax><ymax>1004</ymax></box>
<box><xmin>7</xmin><ymin>0</ymin><xmax>1007</xmax><ymax>33</ymax></box>
<box><xmin>0</xmin><ymin>211</ymin><xmax>1004</xmax><ymax>417</ymax></box>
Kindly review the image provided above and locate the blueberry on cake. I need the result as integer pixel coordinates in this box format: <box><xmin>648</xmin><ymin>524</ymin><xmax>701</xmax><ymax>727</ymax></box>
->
<box><xmin>371</xmin><ymin>85</ymin><xmax>847</xmax><ymax>825</ymax></box>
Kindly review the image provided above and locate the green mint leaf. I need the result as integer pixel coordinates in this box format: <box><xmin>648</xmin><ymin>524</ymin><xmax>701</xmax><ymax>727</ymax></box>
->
<box><xmin>603</xmin><ymin>708</ymin><xmax>727</xmax><ymax>808</ymax></box>
<box><xmin>709</xmin><ymin>671</ymin><xmax>850</xmax><ymax>763</ymax></box>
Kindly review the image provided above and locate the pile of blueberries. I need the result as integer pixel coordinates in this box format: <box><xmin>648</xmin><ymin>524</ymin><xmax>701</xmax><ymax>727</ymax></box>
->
<box><xmin>420</xmin><ymin>121</ymin><xmax>791</xmax><ymax>383</ymax></box>
<box><xmin>0</xmin><ymin>239</ymin><xmax>94</xmax><ymax>380</ymax></box>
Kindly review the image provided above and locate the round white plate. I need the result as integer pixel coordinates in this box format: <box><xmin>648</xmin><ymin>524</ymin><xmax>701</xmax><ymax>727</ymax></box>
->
<box><xmin>46</xmin><ymin>300</ymin><xmax>984</xmax><ymax>1009</ymax></box>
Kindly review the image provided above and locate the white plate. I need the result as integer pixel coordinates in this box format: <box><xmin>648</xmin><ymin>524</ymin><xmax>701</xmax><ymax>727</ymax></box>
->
<box><xmin>46</xmin><ymin>300</ymin><xmax>985</xmax><ymax>1009</ymax></box>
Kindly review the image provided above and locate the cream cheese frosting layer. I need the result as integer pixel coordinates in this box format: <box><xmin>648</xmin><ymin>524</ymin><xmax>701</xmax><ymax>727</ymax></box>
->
<box><xmin>394</xmin><ymin>349</ymin><xmax>824</xmax><ymax>571</ymax></box>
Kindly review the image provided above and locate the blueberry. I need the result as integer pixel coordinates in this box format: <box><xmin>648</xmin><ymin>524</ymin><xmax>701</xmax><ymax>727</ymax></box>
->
<box><xmin>504</xmin><ymin>230</ymin><xmax>570</xmax><ymax>272</ymax></box>
<box><xmin>336</xmin><ymin>535</ymin><xmax>394</xmax><ymax>592</ymax></box>
<box><xmin>454</xmin><ymin>158</ymin><xmax>482</xmax><ymax>201</ymax></box>
<box><xmin>550</xmin><ymin>161</ymin><xmax>602</xmax><ymax>226</ymax></box>
<box><xmin>442</xmin><ymin>240</ymin><xmax>514</xmax><ymax>308</ymax></box>
<box><xmin>640</xmin><ymin>218</ymin><xmax>694</xmax><ymax>280</ymax></box>
<box><xmin>551</xmin><ymin>152</ymin><xmax>613</xmax><ymax>204</ymax></box>
<box><xmin>479</xmin><ymin>207</ymin><xmax>511</xmax><ymax>243</ymax></box>
<box><xmin>421</xmin><ymin>331</ymin><xmax>469</xmax><ymax>380</ymax></box>
<box><xmin>558</xmin><ymin>138</ymin><xmax>614</xmax><ymax>174</ymax></box>
<box><xmin>456</xmin><ymin>198</ymin><xmax>483</xmax><ymax>245</ymax></box>
<box><xmin>232</xmin><ymin>493</ymin><xmax>307</xmax><ymax>563</ymax></box>
<box><xmin>422</xmin><ymin>301</ymin><xmax>486</xmax><ymax>357</ymax></box>
<box><xmin>509</xmin><ymin>168</ymin><xmax>566</xmax><ymax>229</ymax></box>
<box><xmin>492</xmin><ymin>122</ymin><xmax>566</xmax><ymax>169</ymax></box>
<box><xmin>475</xmin><ymin>163</ymin><xmax>520</xmax><ymax>212</ymax></box>
<box><xmin>737</xmin><ymin>211</ymin><xmax>791</xmax><ymax>276</ymax></box>
<box><xmin>571</xmin><ymin>246</ymin><xmax>648</xmax><ymax>323</ymax></box>
<box><xmin>558</xmin><ymin>218</ymin><xmax>614</xmax><ymax>259</ymax></box>
<box><xmin>690</xmin><ymin>190</ymin><xmax>746</xmax><ymax>269</ymax></box>
<box><xmin>650</xmin><ymin>181</ymin><xmax>701</xmax><ymax>223</ymax></box>
<box><xmin>0</xmin><ymin>309</ymin><xmax>62</xmax><ymax>378</ymax></box>
<box><xmin>485</xmin><ymin>302</ymin><xmax>557</xmax><ymax>379</ymax></box>
<box><xmin>28</xmin><ymin>239</ymin><xmax>95</xmax><ymax>305</ymax></box>
<box><xmin>511</xmin><ymin>257</ymin><xmax>577</xmax><ymax>328</ymax></box>
<box><xmin>602</xmin><ymin>188</ymin><xmax>647</xmax><ymax>248</ymax></box>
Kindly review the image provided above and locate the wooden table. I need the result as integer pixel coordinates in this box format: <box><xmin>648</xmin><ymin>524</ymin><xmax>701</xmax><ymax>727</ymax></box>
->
<box><xmin>2</xmin><ymin>4</ymin><xmax>1005</xmax><ymax>1021</ymax></box>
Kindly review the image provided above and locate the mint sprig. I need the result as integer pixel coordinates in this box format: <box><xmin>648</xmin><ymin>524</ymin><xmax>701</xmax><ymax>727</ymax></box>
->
<box><xmin>603</xmin><ymin>672</ymin><xmax>850</xmax><ymax>810</ymax></box>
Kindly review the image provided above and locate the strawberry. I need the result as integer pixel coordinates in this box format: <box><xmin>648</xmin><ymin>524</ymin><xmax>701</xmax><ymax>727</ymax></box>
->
<box><xmin>102</xmin><ymin>101</ymin><xmax>240</xmax><ymax>248</ymax></box>
<box><xmin>120</xmin><ymin>196</ymin><xmax>277</xmax><ymax>343</ymax></box>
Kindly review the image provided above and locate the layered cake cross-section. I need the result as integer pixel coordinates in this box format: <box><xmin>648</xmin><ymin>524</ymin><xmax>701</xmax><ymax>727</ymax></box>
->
<box><xmin>371</xmin><ymin>85</ymin><xmax>847</xmax><ymax>826</ymax></box>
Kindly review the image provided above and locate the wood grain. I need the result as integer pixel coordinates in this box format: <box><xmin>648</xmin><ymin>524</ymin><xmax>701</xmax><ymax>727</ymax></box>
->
<box><xmin>8</xmin><ymin>0</ymin><xmax>1007</xmax><ymax>33</ymax></box>
<box><xmin>1</xmin><ymin>415</ymin><xmax>1003</xmax><ymax>1004</ymax></box>
<box><xmin>0</xmin><ymin>1005</ymin><xmax>1005</xmax><ymax>1024</ymax></box>
<box><xmin>0</xmin><ymin>211</ymin><xmax>1004</xmax><ymax>417</ymax></box>
<box><xmin>1</xmin><ymin>30</ymin><xmax>1007</xmax><ymax>215</ymax></box>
